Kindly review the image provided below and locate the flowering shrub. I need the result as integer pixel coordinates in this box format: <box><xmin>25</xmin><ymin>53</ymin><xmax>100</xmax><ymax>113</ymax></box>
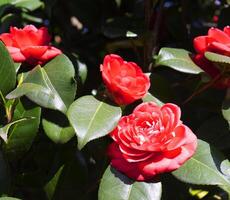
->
<box><xmin>0</xmin><ymin>1</ymin><xmax>229</xmax><ymax>200</ymax></box>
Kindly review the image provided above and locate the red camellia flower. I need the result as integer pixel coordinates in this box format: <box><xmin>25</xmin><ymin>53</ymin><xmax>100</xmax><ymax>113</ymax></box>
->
<box><xmin>100</xmin><ymin>54</ymin><xmax>150</xmax><ymax>105</ymax></box>
<box><xmin>193</xmin><ymin>26</ymin><xmax>230</xmax><ymax>88</ymax></box>
<box><xmin>0</xmin><ymin>25</ymin><xmax>62</xmax><ymax>65</ymax></box>
<box><xmin>108</xmin><ymin>102</ymin><xmax>197</xmax><ymax>181</ymax></box>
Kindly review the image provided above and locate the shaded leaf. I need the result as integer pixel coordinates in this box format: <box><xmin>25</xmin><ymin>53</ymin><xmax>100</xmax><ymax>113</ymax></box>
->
<box><xmin>45</xmin><ymin>165</ymin><xmax>64</xmax><ymax>200</ymax></box>
<box><xmin>0</xmin><ymin>41</ymin><xmax>16</xmax><ymax>95</ymax></box>
<box><xmin>67</xmin><ymin>95</ymin><xmax>121</xmax><ymax>149</ymax></box>
<box><xmin>98</xmin><ymin>166</ymin><xmax>162</xmax><ymax>200</ymax></box>
<box><xmin>3</xmin><ymin>102</ymin><xmax>41</xmax><ymax>160</ymax></box>
<box><xmin>155</xmin><ymin>48</ymin><xmax>203</xmax><ymax>74</ymax></box>
<box><xmin>0</xmin><ymin>117</ymin><xmax>31</xmax><ymax>142</ymax></box>
<box><xmin>44</xmin><ymin>158</ymin><xmax>88</xmax><ymax>200</ymax></box>
<box><xmin>42</xmin><ymin>119</ymin><xmax>75</xmax><ymax>144</ymax></box>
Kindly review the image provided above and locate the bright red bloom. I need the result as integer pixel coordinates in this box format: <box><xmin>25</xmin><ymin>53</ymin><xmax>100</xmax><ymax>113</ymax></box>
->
<box><xmin>193</xmin><ymin>26</ymin><xmax>230</xmax><ymax>88</ymax></box>
<box><xmin>100</xmin><ymin>54</ymin><xmax>150</xmax><ymax>105</ymax></box>
<box><xmin>0</xmin><ymin>25</ymin><xmax>62</xmax><ymax>65</ymax></box>
<box><xmin>108</xmin><ymin>102</ymin><xmax>197</xmax><ymax>181</ymax></box>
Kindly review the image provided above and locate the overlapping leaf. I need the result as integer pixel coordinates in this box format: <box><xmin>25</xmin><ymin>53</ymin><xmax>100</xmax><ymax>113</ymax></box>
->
<box><xmin>67</xmin><ymin>95</ymin><xmax>121</xmax><ymax>149</ymax></box>
<box><xmin>7</xmin><ymin>54</ymin><xmax>77</xmax><ymax>113</ymax></box>
<box><xmin>42</xmin><ymin>119</ymin><xmax>75</xmax><ymax>144</ymax></box>
<box><xmin>3</xmin><ymin>102</ymin><xmax>41</xmax><ymax>159</ymax></box>
<box><xmin>0</xmin><ymin>41</ymin><xmax>16</xmax><ymax>95</ymax></box>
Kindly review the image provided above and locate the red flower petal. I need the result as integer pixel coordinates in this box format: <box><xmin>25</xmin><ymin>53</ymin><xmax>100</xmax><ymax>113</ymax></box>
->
<box><xmin>101</xmin><ymin>54</ymin><xmax>150</xmax><ymax>105</ymax></box>
<box><xmin>224</xmin><ymin>26</ymin><xmax>230</xmax><ymax>37</ymax></box>
<box><xmin>7</xmin><ymin>46</ymin><xmax>25</xmax><ymax>62</ymax></box>
<box><xmin>208</xmin><ymin>41</ymin><xmax>230</xmax><ymax>56</ymax></box>
<box><xmin>0</xmin><ymin>33</ymin><xmax>13</xmax><ymax>46</ymax></box>
<box><xmin>193</xmin><ymin>36</ymin><xmax>215</xmax><ymax>53</ymax></box>
<box><xmin>21</xmin><ymin>46</ymin><xmax>48</xmax><ymax>60</ymax></box>
<box><xmin>39</xmin><ymin>46</ymin><xmax>62</xmax><ymax>61</ymax></box>
<box><xmin>208</xmin><ymin>27</ymin><xmax>230</xmax><ymax>44</ymax></box>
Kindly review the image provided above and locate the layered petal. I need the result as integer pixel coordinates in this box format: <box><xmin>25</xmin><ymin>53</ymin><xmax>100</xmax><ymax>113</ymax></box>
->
<box><xmin>101</xmin><ymin>54</ymin><xmax>150</xmax><ymax>105</ymax></box>
<box><xmin>0</xmin><ymin>25</ymin><xmax>61</xmax><ymax>66</ymax></box>
<box><xmin>108</xmin><ymin>102</ymin><xmax>197</xmax><ymax>181</ymax></box>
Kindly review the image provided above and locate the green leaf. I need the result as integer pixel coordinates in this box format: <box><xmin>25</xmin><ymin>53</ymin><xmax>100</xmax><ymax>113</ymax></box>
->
<box><xmin>221</xmin><ymin>160</ymin><xmax>230</xmax><ymax>178</ymax></box>
<box><xmin>172</xmin><ymin>140</ymin><xmax>230</xmax><ymax>193</ymax></box>
<box><xmin>0</xmin><ymin>41</ymin><xmax>16</xmax><ymax>95</ymax></box>
<box><xmin>3</xmin><ymin>102</ymin><xmax>41</xmax><ymax>160</ymax></box>
<box><xmin>10</xmin><ymin>0</ymin><xmax>43</xmax><ymax>11</ymax></box>
<box><xmin>77</xmin><ymin>60</ymin><xmax>87</xmax><ymax>84</ymax></box>
<box><xmin>98</xmin><ymin>166</ymin><xmax>162</xmax><ymax>200</ymax></box>
<box><xmin>142</xmin><ymin>92</ymin><xmax>164</xmax><ymax>106</ymax></box>
<box><xmin>155</xmin><ymin>47</ymin><xmax>203</xmax><ymax>74</ymax></box>
<box><xmin>45</xmin><ymin>165</ymin><xmax>64</xmax><ymax>200</ymax></box>
<box><xmin>67</xmin><ymin>95</ymin><xmax>121</xmax><ymax>149</ymax></box>
<box><xmin>14</xmin><ymin>63</ymin><xmax>21</xmax><ymax>73</ymax></box>
<box><xmin>205</xmin><ymin>52</ymin><xmax>230</xmax><ymax>65</ymax></box>
<box><xmin>42</xmin><ymin>119</ymin><xmax>75</xmax><ymax>144</ymax></box>
<box><xmin>7</xmin><ymin>54</ymin><xmax>77</xmax><ymax>113</ymax></box>
<box><xmin>0</xmin><ymin>117</ymin><xmax>31</xmax><ymax>142</ymax></box>
<box><xmin>0</xmin><ymin>198</ymin><xmax>21</xmax><ymax>200</ymax></box>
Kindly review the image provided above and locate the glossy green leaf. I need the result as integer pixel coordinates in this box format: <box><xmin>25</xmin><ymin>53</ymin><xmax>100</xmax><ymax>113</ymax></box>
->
<box><xmin>172</xmin><ymin>140</ymin><xmax>230</xmax><ymax>193</ymax></box>
<box><xmin>155</xmin><ymin>47</ymin><xmax>203</xmax><ymax>74</ymax></box>
<box><xmin>7</xmin><ymin>54</ymin><xmax>77</xmax><ymax>113</ymax></box>
<box><xmin>77</xmin><ymin>60</ymin><xmax>87</xmax><ymax>84</ymax></box>
<box><xmin>205</xmin><ymin>52</ymin><xmax>230</xmax><ymax>65</ymax></box>
<box><xmin>142</xmin><ymin>92</ymin><xmax>164</xmax><ymax>106</ymax></box>
<box><xmin>11</xmin><ymin>0</ymin><xmax>43</xmax><ymax>11</ymax></box>
<box><xmin>3</xmin><ymin>102</ymin><xmax>41</xmax><ymax>159</ymax></box>
<box><xmin>67</xmin><ymin>95</ymin><xmax>121</xmax><ymax>149</ymax></box>
<box><xmin>0</xmin><ymin>41</ymin><xmax>16</xmax><ymax>95</ymax></box>
<box><xmin>98</xmin><ymin>166</ymin><xmax>162</xmax><ymax>200</ymax></box>
<box><xmin>0</xmin><ymin>117</ymin><xmax>32</xmax><ymax>142</ymax></box>
<box><xmin>42</xmin><ymin>119</ymin><xmax>75</xmax><ymax>144</ymax></box>
<box><xmin>0</xmin><ymin>198</ymin><xmax>21</xmax><ymax>200</ymax></box>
